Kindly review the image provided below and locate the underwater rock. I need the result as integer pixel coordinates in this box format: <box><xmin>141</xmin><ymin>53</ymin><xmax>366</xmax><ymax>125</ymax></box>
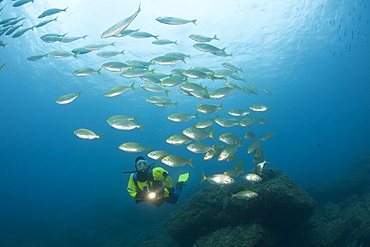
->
<box><xmin>306</xmin><ymin>150</ymin><xmax>370</xmax><ymax>203</ymax></box>
<box><xmin>305</xmin><ymin>172</ymin><xmax>370</xmax><ymax>203</ymax></box>
<box><xmin>164</xmin><ymin>168</ymin><xmax>317</xmax><ymax>245</ymax></box>
<box><xmin>297</xmin><ymin>192</ymin><xmax>370</xmax><ymax>247</ymax></box>
<box><xmin>295</xmin><ymin>151</ymin><xmax>370</xmax><ymax>247</ymax></box>
<box><xmin>195</xmin><ymin>224</ymin><xmax>277</xmax><ymax>247</ymax></box>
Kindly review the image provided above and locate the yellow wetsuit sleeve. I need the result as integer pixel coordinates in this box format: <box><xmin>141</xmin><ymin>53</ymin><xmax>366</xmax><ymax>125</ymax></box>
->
<box><xmin>165</xmin><ymin>176</ymin><xmax>174</xmax><ymax>188</ymax></box>
<box><xmin>162</xmin><ymin>176</ymin><xmax>174</xmax><ymax>198</ymax></box>
<box><xmin>127</xmin><ymin>173</ymin><xmax>138</xmax><ymax>199</ymax></box>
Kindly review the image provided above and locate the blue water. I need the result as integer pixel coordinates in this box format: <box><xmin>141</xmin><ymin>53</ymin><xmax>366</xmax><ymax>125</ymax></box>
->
<box><xmin>0</xmin><ymin>0</ymin><xmax>369</xmax><ymax>246</ymax></box>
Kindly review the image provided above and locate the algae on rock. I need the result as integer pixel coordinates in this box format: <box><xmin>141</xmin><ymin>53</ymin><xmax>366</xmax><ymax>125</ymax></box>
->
<box><xmin>164</xmin><ymin>168</ymin><xmax>317</xmax><ymax>245</ymax></box>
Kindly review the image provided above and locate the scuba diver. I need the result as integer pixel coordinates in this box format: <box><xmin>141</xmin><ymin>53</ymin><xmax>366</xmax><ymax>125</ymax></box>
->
<box><xmin>125</xmin><ymin>156</ymin><xmax>188</xmax><ymax>207</ymax></box>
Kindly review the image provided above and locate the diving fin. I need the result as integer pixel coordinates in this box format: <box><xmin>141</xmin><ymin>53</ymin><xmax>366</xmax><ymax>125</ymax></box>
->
<box><xmin>178</xmin><ymin>173</ymin><xmax>189</xmax><ymax>183</ymax></box>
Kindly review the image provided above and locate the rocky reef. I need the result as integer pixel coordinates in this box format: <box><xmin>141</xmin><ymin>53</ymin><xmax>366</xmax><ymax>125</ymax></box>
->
<box><xmin>298</xmin><ymin>150</ymin><xmax>370</xmax><ymax>247</ymax></box>
<box><xmin>297</xmin><ymin>194</ymin><xmax>370</xmax><ymax>247</ymax></box>
<box><xmin>306</xmin><ymin>151</ymin><xmax>370</xmax><ymax>204</ymax></box>
<box><xmin>164</xmin><ymin>168</ymin><xmax>317</xmax><ymax>246</ymax></box>
<box><xmin>195</xmin><ymin>224</ymin><xmax>277</xmax><ymax>247</ymax></box>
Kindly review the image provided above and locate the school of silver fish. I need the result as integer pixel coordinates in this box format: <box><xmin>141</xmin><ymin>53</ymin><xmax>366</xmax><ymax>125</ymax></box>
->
<box><xmin>1</xmin><ymin>2</ymin><xmax>275</xmax><ymax>205</ymax></box>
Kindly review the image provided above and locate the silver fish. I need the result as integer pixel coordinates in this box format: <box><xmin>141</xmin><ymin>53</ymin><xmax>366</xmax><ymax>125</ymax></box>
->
<box><xmin>56</xmin><ymin>91</ymin><xmax>82</xmax><ymax>105</ymax></box>
<box><xmin>230</xmin><ymin>190</ymin><xmax>258</xmax><ymax>200</ymax></box>
<box><xmin>129</xmin><ymin>31</ymin><xmax>159</xmax><ymax>39</ymax></box>
<box><xmin>38</xmin><ymin>7</ymin><xmax>68</xmax><ymax>19</ymax></box>
<box><xmin>35</xmin><ymin>16</ymin><xmax>58</xmax><ymax>28</ymax></box>
<box><xmin>156</xmin><ymin>16</ymin><xmax>197</xmax><ymax>25</ymax></box>
<box><xmin>152</xmin><ymin>39</ymin><xmax>178</xmax><ymax>46</ymax></box>
<box><xmin>60</xmin><ymin>35</ymin><xmax>87</xmax><ymax>43</ymax></box>
<box><xmin>147</xmin><ymin>150</ymin><xmax>171</xmax><ymax>161</ymax></box>
<box><xmin>74</xmin><ymin>128</ymin><xmax>103</xmax><ymax>141</ymax></box>
<box><xmin>200</xmin><ymin>172</ymin><xmax>234</xmax><ymax>185</ymax></box>
<box><xmin>101</xmin><ymin>4</ymin><xmax>141</xmax><ymax>38</ymax></box>
<box><xmin>189</xmin><ymin>34</ymin><xmax>219</xmax><ymax>42</ymax></box>
<box><xmin>166</xmin><ymin>134</ymin><xmax>193</xmax><ymax>146</ymax></box>
<box><xmin>27</xmin><ymin>54</ymin><xmax>48</xmax><ymax>61</ymax></box>
<box><xmin>260</xmin><ymin>132</ymin><xmax>276</xmax><ymax>141</ymax></box>
<box><xmin>12</xmin><ymin>26</ymin><xmax>35</xmax><ymax>38</ymax></box>
<box><xmin>247</xmin><ymin>140</ymin><xmax>260</xmax><ymax>153</ymax></box>
<box><xmin>193</xmin><ymin>43</ymin><xmax>225</xmax><ymax>53</ymax></box>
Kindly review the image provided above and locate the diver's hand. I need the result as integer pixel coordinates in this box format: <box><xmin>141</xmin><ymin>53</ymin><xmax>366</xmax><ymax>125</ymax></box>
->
<box><xmin>135</xmin><ymin>199</ymin><xmax>144</xmax><ymax>204</ymax></box>
<box><xmin>135</xmin><ymin>191</ymin><xmax>143</xmax><ymax>199</ymax></box>
<box><xmin>176</xmin><ymin>181</ymin><xmax>186</xmax><ymax>190</ymax></box>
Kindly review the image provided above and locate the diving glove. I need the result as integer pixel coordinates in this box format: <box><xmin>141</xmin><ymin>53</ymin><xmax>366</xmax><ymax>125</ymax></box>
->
<box><xmin>135</xmin><ymin>190</ymin><xmax>144</xmax><ymax>199</ymax></box>
<box><xmin>176</xmin><ymin>181</ymin><xmax>186</xmax><ymax>190</ymax></box>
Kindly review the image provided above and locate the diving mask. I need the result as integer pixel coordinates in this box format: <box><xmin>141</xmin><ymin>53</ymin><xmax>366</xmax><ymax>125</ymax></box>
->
<box><xmin>136</xmin><ymin>160</ymin><xmax>154</xmax><ymax>173</ymax></box>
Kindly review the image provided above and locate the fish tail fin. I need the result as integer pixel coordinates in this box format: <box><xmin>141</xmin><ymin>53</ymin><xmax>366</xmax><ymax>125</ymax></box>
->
<box><xmin>130</xmin><ymin>82</ymin><xmax>135</xmax><ymax>90</ymax></box>
<box><xmin>239</xmin><ymin>67</ymin><xmax>244</xmax><ymax>73</ymax></box>
<box><xmin>77</xmin><ymin>90</ymin><xmax>82</xmax><ymax>97</ymax></box>
<box><xmin>209</xmin><ymin>129</ymin><xmax>215</xmax><ymax>141</ymax></box>
<box><xmin>97</xmin><ymin>67</ymin><xmax>102</xmax><ymax>75</ymax></box>
<box><xmin>63</xmin><ymin>7</ymin><xmax>69</xmax><ymax>12</ymax></box>
<box><xmin>194</xmin><ymin>112</ymin><xmax>200</xmax><ymax>119</ymax></box>
<box><xmin>174</xmin><ymin>40</ymin><xmax>178</xmax><ymax>46</ymax></box>
<box><xmin>164</xmin><ymin>89</ymin><xmax>171</xmax><ymax>96</ymax></box>
<box><xmin>192</xmin><ymin>19</ymin><xmax>197</xmax><ymax>26</ymax></box>
<box><xmin>98</xmin><ymin>133</ymin><xmax>104</xmax><ymax>141</ymax></box>
<box><xmin>111</xmin><ymin>42</ymin><xmax>116</xmax><ymax>46</ymax></box>
<box><xmin>174</xmin><ymin>101</ymin><xmax>178</xmax><ymax>107</ymax></box>
<box><xmin>154</xmin><ymin>35</ymin><xmax>159</xmax><ymax>40</ymax></box>
<box><xmin>200</xmin><ymin>172</ymin><xmax>207</xmax><ymax>183</ymax></box>
<box><xmin>219</xmin><ymin>103</ymin><xmax>224</xmax><ymax>110</ymax></box>
<box><xmin>139</xmin><ymin>123</ymin><xmax>145</xmax><ymax>131</ymax></box>
<box><xmin>182</xmin><ymin>58</ymin><xmax>187</xmax><ymax>64</ymax></box>
<box><xmin>82</xmin><ymin>35</ymin><xmax>88</xmax><ymax>39</ymax></box>
<box><xmin>188</xmin><ymin>157</ymin><xmax>194</xmax><ymax>167</ymax></box>
<box><xmin>213</xmin><ymin>34</ymin><xmax>219</xmax><ymax>40</ymax></box>
<box><xmin>54</xmin><ymin>16</ymin><xmax>58</xmax><ymax>21</ymax></box>
<box><xmin>0</xmin><ymin>63</ymin><xmax>6</xmax><ymax>71</ymax></box>
<box><xmin>146</xmin><ymin>145</ymin><xmax>152</xmax><ymax>152</ymax></box>
<box><xmin>132</xmin><ymin>115</ymin><xmax>139</xmax><ymax>122</ymax></box>
<box><xmin>121</xmin><ymin>50</ymin><xmax>125</xmax><ymax>54</ymax></box>
<box><xmin>229</xmin><ymin>192</ymin><xmax>235</xmax><ymax>201</ymax></box>
<box><xmin>73</xmin><ymin>53</ymin><xmax>78</xmax><ymax>59</ymax></box>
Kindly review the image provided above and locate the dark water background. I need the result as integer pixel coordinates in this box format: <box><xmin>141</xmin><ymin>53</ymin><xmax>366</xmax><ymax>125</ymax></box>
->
<box><xmin>0</xmin><ymin>0</ymin><xmax>369</xmax><ymax>246</ymax></box>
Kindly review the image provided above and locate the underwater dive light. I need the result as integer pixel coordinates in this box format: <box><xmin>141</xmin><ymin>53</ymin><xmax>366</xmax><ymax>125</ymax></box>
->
<box><xmin>148</xmin><ymin>192</ymin><xmax>156</xmax><ymax>199</ymax></box>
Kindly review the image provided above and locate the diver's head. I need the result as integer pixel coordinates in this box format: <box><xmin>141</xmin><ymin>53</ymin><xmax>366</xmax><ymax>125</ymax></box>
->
<box><xmin>135</xmin><ymin>156</ymin><xmax>153</xmax><ymax>173</ymax></box>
